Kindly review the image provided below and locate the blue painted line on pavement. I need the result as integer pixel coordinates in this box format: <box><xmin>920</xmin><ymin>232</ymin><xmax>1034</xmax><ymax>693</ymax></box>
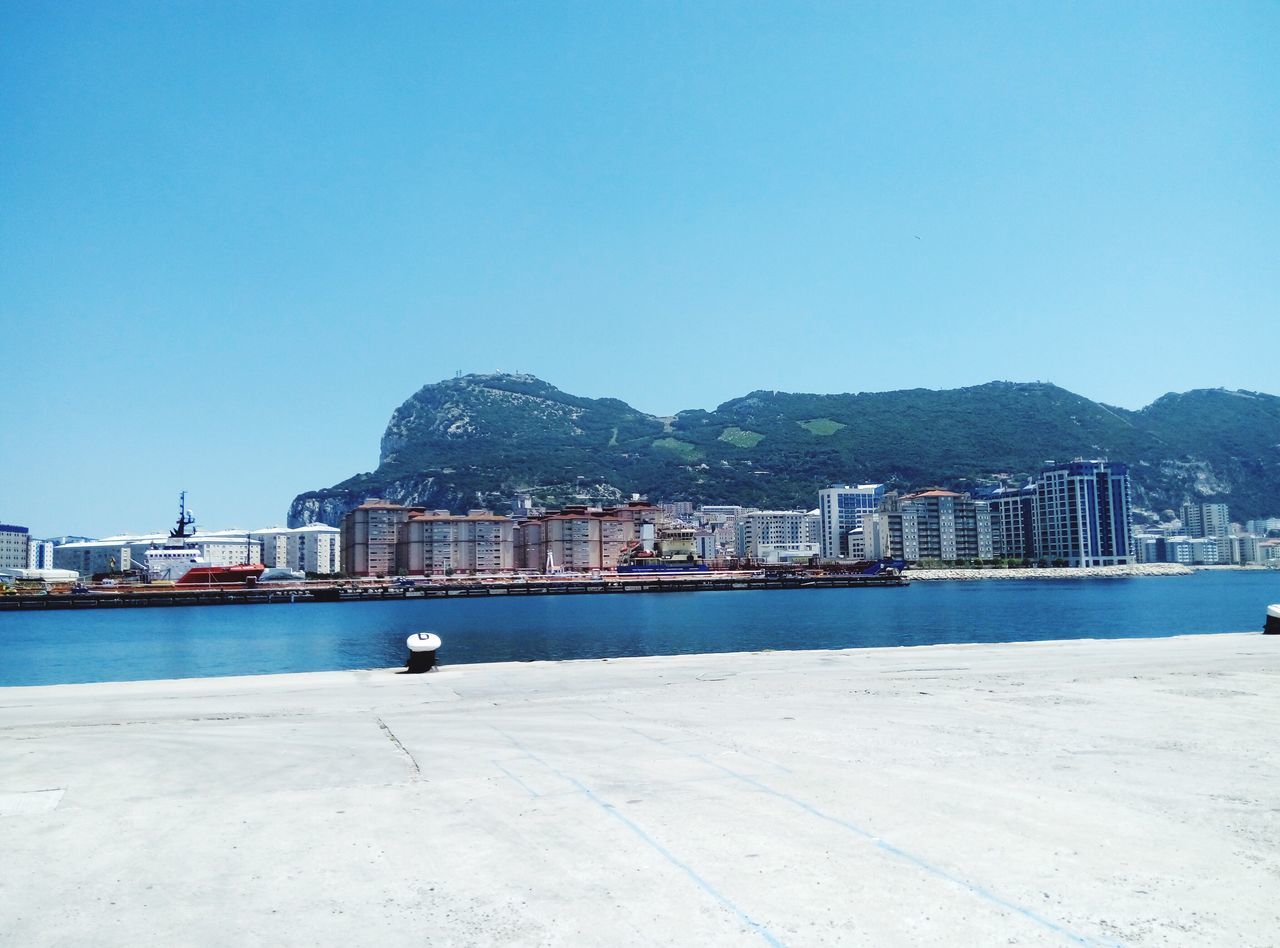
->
<box><xmin>697</xmin><ymin>756</ymin><xmax>1114</xmax><ymax>948</ymax></box>
<box><xmin>490</xmin><ymin>758</ymin><xmax>541</xmax><ymax>799</ymax></box>
<box><xmin>488</xmin><ymin>723</ymin><xmax>785</xmax><ymax>947</ymax></box>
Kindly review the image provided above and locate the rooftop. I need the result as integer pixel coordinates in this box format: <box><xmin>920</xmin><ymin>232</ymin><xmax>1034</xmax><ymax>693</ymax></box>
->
<box><xmin>406</xmin><ymin>510</ymin><xmax>511</xmax><ymax>523</ymax></box>
<box><xmin>251</xmin><ymin>524</ymin><xmax>341</xmax><ymax>535</ymax></box>
<box><xmin>55</xmin><ymin>530</ymin><xmax>264</xmax><ymax>549</ymax></box>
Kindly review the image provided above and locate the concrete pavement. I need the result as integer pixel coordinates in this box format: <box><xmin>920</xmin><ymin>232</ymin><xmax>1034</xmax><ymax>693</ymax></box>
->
<box><xmin>2</xmin><ymin>633</ymin><xmax>1278</xmax><ymax>946</ymax></box>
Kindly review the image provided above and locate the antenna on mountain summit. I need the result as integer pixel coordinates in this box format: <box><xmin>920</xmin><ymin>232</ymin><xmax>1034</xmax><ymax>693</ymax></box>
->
<box><xmin>455</xmin><ymin>369</ymin><xmax>462</xmax><ymax>378</ymax></box>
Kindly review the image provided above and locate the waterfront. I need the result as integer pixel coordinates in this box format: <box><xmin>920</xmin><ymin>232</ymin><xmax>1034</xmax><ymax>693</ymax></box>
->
<box><xmin>1</xmin><ymin>570</ymin><xmax>1276</xmax><ymax>686</ymax></box>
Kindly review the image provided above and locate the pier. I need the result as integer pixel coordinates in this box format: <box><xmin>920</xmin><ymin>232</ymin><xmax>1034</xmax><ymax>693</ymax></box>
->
<box><xmin>0</xmin><ymin>572</ymin><xmax>906</xmax><ymax>611</ymax></box>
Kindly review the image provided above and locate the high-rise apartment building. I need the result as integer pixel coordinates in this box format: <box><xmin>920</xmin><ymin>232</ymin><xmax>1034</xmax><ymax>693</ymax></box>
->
<box><xmin>862</xmin><ymin>491</ymin><xmax>993</xmax><ymax>562</ymax></box>
<box><xmin>898</xmin><ymin>490</ymin><xmax>994</xmax><ymax>562</ymax></box>
<box><xmin>817</xmin><ymin>485</ymin><xmax>884</xmax><ymax>559</ymax></box>
<box><xmin>988</xmin><ymin>485</ymin><xmax>1037</xmax><ymax>560</ymax></box>
<box><xmin>397</xmin><ymin>510</ymin><xmax>514</xmax><ymax>575</ymax></box>
<box><xmin>340</xmin><ymin>500</ymin><xmax>425</xmax><ymax>577</ymax></box>
<box><xmin>1180</xmin><ymin>502</ymin><xmax>1230</xmax><ymax>539</ymax></box>
<box><xmin>1034</xmin><ymin>460</ymin><xmax>1132</xmax><ymax>566</ymax></box>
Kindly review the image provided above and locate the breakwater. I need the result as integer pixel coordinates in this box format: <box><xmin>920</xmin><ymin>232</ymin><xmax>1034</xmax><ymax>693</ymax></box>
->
<box><xmin>907</xmin><ymin>563</ymin><xmax>1193</xmax><ymax>581</ymax></box>
<box><xmin>0</xmin><ymin>571</ymin><xmax>906</xmax><ymax>611</ymax></box>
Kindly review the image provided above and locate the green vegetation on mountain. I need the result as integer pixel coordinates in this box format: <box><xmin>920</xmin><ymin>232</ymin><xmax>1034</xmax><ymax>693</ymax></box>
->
<box><xmin>799</xmin><ymin>418</ymin><xmax>846</xmax><ymax>436</ymax></box>
<box><xmin>288</xmin><ymin>373</ymin><xmax>1280</xmax><ymax>526</ymax></box>
<box><xmin>652</xmin><ymin>437</ymin><xmax>703</xmax><ymax>460</ymax></box>
<box><xmin>718</xmin><ymin>427</ymin><xmax>765</xmax><ymax>448</ymax></box>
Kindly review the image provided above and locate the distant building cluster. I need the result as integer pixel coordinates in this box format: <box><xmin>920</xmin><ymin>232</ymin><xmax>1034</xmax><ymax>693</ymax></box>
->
<box><xmin>6</xmin><ymin>457</ymin><xmax>1280</xmax><ymax>583</ymax></box>
<box><xmin>833</xmin><ymin>460</ymin><xmax>1132</xmax><ymax>567</ymax></box>
<box><xmin>332</xmin><ymin>459</ymin><xmax>1146</xmax><ymax>576</ymax></box>
<box><xmin>1132</xmin><ymin>502</ymin><xmax>1280</xmax><ymax>566</ymax></box>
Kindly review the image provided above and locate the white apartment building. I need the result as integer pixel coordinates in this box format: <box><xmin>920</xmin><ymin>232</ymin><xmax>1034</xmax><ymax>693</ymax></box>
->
<box><xmin>26</xmin><ymin>539</ymin><xmax>55</xmax><ymax>570</ymax></box>
<box><xmin>736</xmin><ymin>510</ymin><xmax>821</xmax><ymax>563</ymax></box>
<box><xmin>251</xmin><ymin>525</ymin><xmax>342</xmax><ymax>574</ymax></box>
<box><xmin>0</xmin><ymin>524</ymin><xmax>29</xmax><ymax>570</ymax></box>
<box><xmin>1164</xmin><ymin>536</ymin><xmax>1220</xmax><ymax>565</ymax></box>
<box><xmin>817</xmin><ymin>485</ymin><xmax>884</xmax><ymax>559</ymax></box>
<box><xmin>1132</xmin><ymin>534</ymin><xmax>1162</xmax><ymax>564</ymax></box>
<box><xmin>1246</xmin><ymin>518</ymin><xmax>1280</xmax><ymax>536</ymax></box>
<box><xmin>1231</xmin><ymin>534</ymin><xmax>1264</xmax><ymax>565</ymax></box>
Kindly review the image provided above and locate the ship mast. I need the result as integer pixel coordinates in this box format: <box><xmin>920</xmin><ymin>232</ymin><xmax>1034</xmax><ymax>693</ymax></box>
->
<box><xmin>169</xmin><ymin>491</ymin><xmax>196</xmax><ymax>541</ymax></box>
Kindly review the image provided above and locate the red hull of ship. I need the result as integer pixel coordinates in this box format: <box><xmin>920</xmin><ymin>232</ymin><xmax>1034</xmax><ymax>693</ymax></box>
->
<box><xmin>176</xmin><ymin>564</ymin><xmax>266</xmax><ymax>585</ymax></box>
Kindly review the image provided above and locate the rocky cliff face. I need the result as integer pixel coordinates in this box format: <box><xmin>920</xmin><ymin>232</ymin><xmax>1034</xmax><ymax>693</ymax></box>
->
<box><xmin>287</xmin><ymin>373</ymin><xmax>1280</xmax><ymax>526</ymax></box>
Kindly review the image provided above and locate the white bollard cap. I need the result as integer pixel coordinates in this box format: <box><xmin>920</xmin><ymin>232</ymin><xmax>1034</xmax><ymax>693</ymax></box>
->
<box><xmin>407</xmin><ymin>632</ymin><xmax>442</xmax><ymax>652</ymax></box>
<box><xmin>1268</xmin><ymin>604</ymin><xmax>1280</xmax><ymax>620</ymax></box>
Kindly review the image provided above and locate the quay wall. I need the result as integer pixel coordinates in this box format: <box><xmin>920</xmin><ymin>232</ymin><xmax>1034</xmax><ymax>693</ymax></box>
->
<box><xmin>907</xmin><ymin>563</ymin><xmax>1193</xmax><ymax>581</ymax></box>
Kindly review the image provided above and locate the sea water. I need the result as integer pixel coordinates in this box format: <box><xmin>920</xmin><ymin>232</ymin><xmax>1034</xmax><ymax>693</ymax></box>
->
<box><xmin>1</xmin><ymin>570</ymin><xmax>1276</xmax><ymax>686</ymax></box>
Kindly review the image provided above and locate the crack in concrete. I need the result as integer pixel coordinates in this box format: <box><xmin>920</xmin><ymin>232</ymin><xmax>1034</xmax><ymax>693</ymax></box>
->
<box><xmin>375</xmin><ymin>715</ymin><xmax>422</xmax><ymax>780</ymax></box>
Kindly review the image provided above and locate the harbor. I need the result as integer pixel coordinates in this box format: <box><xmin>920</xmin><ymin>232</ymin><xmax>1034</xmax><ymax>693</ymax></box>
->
<box><xmin>3</xmin><ymin>632</ymin><xmax>1277</xmax><ymax>946</ymax></box>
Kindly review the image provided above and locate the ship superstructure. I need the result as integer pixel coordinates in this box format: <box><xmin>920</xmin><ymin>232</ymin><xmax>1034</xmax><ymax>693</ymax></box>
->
<box><xmin>616</xmin><ymin>522</ymin><xmax>709</xmax><ymax>574</ymax></box>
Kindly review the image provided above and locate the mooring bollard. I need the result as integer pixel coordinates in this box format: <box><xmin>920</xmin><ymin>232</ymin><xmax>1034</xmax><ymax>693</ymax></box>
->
<box><xmin>1265</xmin><ymin>605</ymin><xmax>1280</xmax><ymax>635</ymax></box>
<box><xmin>406</xmin><ymin>632</ymin><xmax>442</xmax><ymax>672</ymax></box>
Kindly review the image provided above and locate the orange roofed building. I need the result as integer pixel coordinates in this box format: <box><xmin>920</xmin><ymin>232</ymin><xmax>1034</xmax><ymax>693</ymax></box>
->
<box><xmin>340</xmin><ymin>499</ymin><xmax>659</xmax><ymax>576</ymax></box>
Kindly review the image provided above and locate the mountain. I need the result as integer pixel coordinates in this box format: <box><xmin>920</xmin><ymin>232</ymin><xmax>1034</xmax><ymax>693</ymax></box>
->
<box><xmin>288</xmin><ymin>373</ymin><xmax>1280</xmax><ymax>526</ymax></box>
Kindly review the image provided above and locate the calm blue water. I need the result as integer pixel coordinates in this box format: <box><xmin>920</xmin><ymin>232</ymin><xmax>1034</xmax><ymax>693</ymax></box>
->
<box><xmin>1</xmin><ymin>571</ymin><xmax>1276</xmax><ymax>686</ymax></box>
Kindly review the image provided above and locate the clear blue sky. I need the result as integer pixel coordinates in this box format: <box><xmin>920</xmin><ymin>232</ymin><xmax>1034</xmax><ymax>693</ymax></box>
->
<box><xmin>2</xmin><ymin>1</ymin><xmax>1277</xmax><ymax>537</ymax></box>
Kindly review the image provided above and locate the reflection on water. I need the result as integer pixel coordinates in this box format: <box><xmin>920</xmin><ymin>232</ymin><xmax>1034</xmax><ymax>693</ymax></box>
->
<box><xmin>1</xmin><ymin>571</ymin><xmax>1276</xmax><ymax>686</ymax></box>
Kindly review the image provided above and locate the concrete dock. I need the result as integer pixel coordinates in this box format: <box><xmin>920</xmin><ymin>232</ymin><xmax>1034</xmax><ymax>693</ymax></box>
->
<box><xmin>2</xmin><ymin>634</ymin><xmax>1278</xmax><ymax>946</ymax></box>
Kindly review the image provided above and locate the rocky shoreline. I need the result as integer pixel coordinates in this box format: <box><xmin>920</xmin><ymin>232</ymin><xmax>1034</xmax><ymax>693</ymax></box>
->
<box><xmin>906</xmin><ymin>562</ymin><xmax>1193</xmax><ymax>581</ymax></box>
